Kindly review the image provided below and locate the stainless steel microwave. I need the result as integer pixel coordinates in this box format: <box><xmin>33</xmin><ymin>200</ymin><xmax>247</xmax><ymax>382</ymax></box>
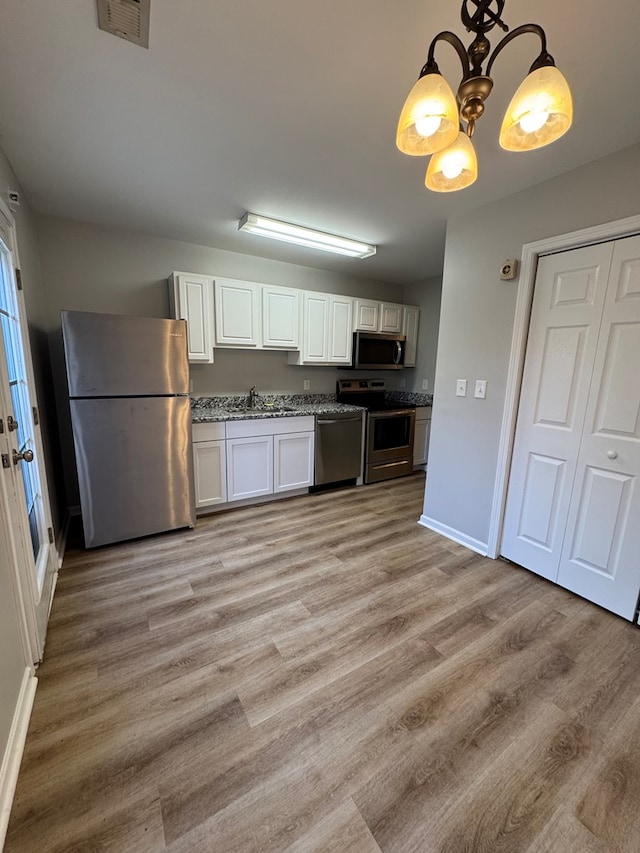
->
<box><xmin>347</xmin><ymin>331</ymin><xmax>406</xmax><ymax>370</ymax></box>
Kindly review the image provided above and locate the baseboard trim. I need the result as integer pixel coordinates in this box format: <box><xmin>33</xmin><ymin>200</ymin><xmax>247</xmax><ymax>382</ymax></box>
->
<box><xmin>418</xmin><ymin>515</ymin><xmax>489</xmax><ymax>557</ymax></box>
<box><xmin>0</xmin><ymin>669</ymin><xmax>37</xmax><ymax>848</ymax></box>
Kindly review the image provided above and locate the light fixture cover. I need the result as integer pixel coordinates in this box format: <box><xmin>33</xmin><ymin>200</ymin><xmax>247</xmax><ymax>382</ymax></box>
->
<box><xmin>425</xmin><ymin>132</ymin><xmax>478</xmax><ymax>192</ymax></box>
<box><xmin>238</xmin><ymin>214</ymin><xmax>376</xmax><ymax>259</ymax></box>
<box><xmin>499</xmin><ymin>65</ymin><xmax>573</xmax><ymax>151</ymax></box>
<box><xmin>396</xmin><ymin>72</ymin><xmax>459</xmax><ymax>156</ymax></box>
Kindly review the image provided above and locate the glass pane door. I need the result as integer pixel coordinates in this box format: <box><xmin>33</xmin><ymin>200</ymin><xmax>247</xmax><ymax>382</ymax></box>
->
<box><xmin>0</xmin><ymin>247</ymin><xmax>45</xmax><ymax>564</ymax></box>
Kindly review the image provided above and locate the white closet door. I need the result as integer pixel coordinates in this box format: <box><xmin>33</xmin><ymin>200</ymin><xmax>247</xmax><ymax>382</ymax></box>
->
<box><xmin>501</xmin><ymin>243</ymin><xmax>614</xmax><ymax>580</ymax></box>
<box><xmin>557</xmin><ymin>235</ymin><xmax>640</xmax><ymax>619</ymax></box>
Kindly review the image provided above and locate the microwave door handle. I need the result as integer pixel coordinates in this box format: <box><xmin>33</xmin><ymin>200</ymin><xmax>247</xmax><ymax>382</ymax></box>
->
<box><xmin>394</xmin><ymin>340</ymin><xmax>402</xmax><ymax>364</ymax></box>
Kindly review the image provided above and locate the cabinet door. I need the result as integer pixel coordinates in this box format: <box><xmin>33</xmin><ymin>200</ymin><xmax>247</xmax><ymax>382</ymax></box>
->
<box><xmin>227</xmin><ymin>435</ymin><xmax>273</xmax><ymax>500</ymax></box>
<box><xmin>413</xmin><ymin>420</ymin><xmax>428</xmax><ymax>466</ymax></box>
<box><xmin>263</xmin><ymin>286</ymin><xmax>300</xmax><ymax>349</ymax></box>
<box><xmin>328</xmin><ymin>296</ymin><xmax>353</xmax><ymax>363</ymax></box>
<box><xmin>273</xmin><ymin>431</ymin><xmax>315</xmax><ymax>493</ymax></box>
<box><xmin>354</xmin><ymin>299</ymin><xmax>380</xmax><ymax>331</ymax></box>
<box><xmin>302</xmin><ymin>293</ymin><xmax>329</xmax><ymax>362</ymax></box>
<box><xmin>214</xmin><ymin>279</ymin><xmax>260</xmax><ymax>347</ymax></box>
<box><xmin>403</xmin><ymin>305</ymin><xmax>420</xmax><ymax>367</ymax></box>
<box><xmin>380</xmin><ymin>303</ymin><xmax>405</xmax><ymax>334</ymax></box>
<box><xmin>193</xmin><ymin>440</ymin><xmax>227</xmax><ymax>507</ymax></box>
<box><xmin>170</xmin><ymin>273</ymin><xmax>214</xmax><ymax>363</ymax></box>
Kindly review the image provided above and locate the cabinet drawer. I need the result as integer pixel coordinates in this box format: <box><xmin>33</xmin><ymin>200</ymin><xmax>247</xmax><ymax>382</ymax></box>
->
<box><xmin>192</xmin><ymin>421</ymin><xmax>226</xmax><ymax>442</ymax></box>
<box><xmin>226</xmin><ymin>415</ymin><xmax>314</xmax><ymax>439</ymax></box>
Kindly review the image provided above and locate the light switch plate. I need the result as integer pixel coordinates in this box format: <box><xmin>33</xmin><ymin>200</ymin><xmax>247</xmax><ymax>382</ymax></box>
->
<box><xmin>475</xmin><ymin>379</ymin><xmax>487</xmax><ymax>399</ymax></box>
<box><xmin>456</xmin><ymin>379</ymin><xmax>467</xmax><ymax>397</ymax></box>
<box><xmin>303</xmin><ymin>379</ymin><xmax>310</xmax><ymax>391</ymax></box>
<box><xmin>422</xmin><ymin>379</ymin><xmax>429</xmax><ymax>391</ymax></box>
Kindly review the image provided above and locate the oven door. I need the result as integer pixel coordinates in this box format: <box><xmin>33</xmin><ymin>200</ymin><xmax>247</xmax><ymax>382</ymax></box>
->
<box><xmin>365</xmin><ymin>409</ymin><xmax>415</xmax><ymax>483</ymax></box>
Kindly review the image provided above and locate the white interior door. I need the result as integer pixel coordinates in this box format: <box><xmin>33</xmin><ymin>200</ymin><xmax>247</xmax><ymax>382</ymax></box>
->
<box><xmin>502</xmin><ymin>236</ymin><xmax>640</xmax><ymax>621</ymax></box>
<box><xmin>501</xmin><ymin>243</ymin><xmax>614</xmax><ymax>580</ymax></box>
<box><xmin>0</xmin><ymin>208</ymin><xmax>56</xmax><ymax>658</ymax></box>
<box><xmin>556</xmin><ymin>235</ymin><xmax>640</xmax><ymax>619</ymax></box>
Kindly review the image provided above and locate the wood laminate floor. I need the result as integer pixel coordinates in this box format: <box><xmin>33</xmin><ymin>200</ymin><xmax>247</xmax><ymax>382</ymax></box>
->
<box><xmin>6</xmin><ymin>473</ymin><xmax>640</xmax><ymax>852</ymax></box>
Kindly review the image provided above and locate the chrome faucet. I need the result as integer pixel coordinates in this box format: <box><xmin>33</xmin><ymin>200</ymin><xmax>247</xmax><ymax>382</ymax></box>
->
<box><xmin>248</xmin><ymin>385</ymin><xmax>259</xmax><ymax>408</ymax></box>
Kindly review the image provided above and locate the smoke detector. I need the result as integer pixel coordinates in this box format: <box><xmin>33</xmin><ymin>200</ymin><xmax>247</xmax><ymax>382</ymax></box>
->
<box><xmin>97</xmin><ymin>0</ymin><xmax>150</xmax><ymax>49</ymax></box>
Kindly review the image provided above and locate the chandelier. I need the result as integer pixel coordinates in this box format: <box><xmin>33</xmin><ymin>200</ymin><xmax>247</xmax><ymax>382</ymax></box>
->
<box><xmin>396</xmin><ymin>0</ymin><xmax>573</xmax><ymax>192</ymax></box>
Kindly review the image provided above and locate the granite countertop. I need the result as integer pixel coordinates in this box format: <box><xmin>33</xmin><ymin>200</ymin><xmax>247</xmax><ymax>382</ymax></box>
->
<box><xmin>191</xmin><ymin>393</ymin><xmax>365</xmax><ymax>423</ymax></box>
<box><xmin>191</xmin><ymin>391</ymin><xmax>433</xmax><ymax>423</ymax></box>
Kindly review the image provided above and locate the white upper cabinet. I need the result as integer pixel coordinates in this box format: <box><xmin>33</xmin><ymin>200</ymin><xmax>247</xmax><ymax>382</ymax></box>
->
<box><xmin>380</xmin><ymin>303</ymin><xmax>404</xmax><ymax>334</ymax></box>
<box><xmin>354</xmin><ymin>299</ymin><xmax>380</xmax><ymax>332</ymax></box>
<box><xmin>262</xmin><ymin>285</ymin><xmax>300</xmax><ymax>349</ymax></box>
<box><xmin>214</xmin><ymin>278</ymin><xmax>260</xmax><ymax>347</ymax></box>
<box><xmin>403</xmin><ymin>305</ymin><xmax>420</xmax><ymax>367</ymax></box>
<box><xmin>289</xmin><ymin>292</ymin><xmax>353</xmax><ymax>365</ymax></box>
<box><xmin>354</xmin><ymin>299</ymin><xmax>405</xmax><ymax>334</ymax></box>
<box><xmin>168</xmin><ymin>272</ymin><xmax>214</xmax><ymax>363</ymax></box>
<box><xmin>328</xmin><ymin>295</ymin><xmax>353</xmax><ymax>363</ymax></box>
<box><xmin>301</xmin><ymin>293</ymin><xmax>329</xmax><ymax>362</ymax></box>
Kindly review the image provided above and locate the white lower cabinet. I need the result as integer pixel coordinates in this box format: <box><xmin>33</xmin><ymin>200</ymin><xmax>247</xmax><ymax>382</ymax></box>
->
<box><xmin>273</xmin><ymin>431</ymin><xmax>314</xmax><ymax>493</ymax></box>
<box><xmin>227</xmin><ymin>435</ymin><xmax>274</xmax><ymax>500</ymax></box>
<box><xmin>192</xmin><ymin>422</ymin><xmax>227</xmax><ymax>508</ymax></box>
<box><xmin>193</xmin><ymin>416</ymin><xmax>315</xmax><ymax>511</ymax></box>
<box><xmin>413</xmin><ymin>406</ymin><xmax>432</xmax><ymax>467</ymax></box>
<box><xmin>193</xmin><ymin>440</ymin><xmax>227</xmax><ymax>507</ymax></box>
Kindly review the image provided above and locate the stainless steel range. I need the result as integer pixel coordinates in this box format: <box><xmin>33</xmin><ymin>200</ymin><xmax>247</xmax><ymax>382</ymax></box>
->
<box><xmin>336</xmin><ymin>379</ymin><xmax>415</xmax><ymax>484</ymax></box>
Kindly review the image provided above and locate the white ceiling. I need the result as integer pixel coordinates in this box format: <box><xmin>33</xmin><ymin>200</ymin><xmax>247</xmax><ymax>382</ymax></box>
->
<box><xmin>0</xmin><ymin>1</ymin><xmax>638</xmax><ymax>285</ymax></box>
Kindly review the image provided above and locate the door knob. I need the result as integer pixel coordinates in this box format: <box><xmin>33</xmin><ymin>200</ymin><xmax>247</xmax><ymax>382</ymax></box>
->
<box><xmin>607</xmin><ymin>450</ymin><xmax>618</xmax><ymax>460</ymax></box>
<box><xmin>12</xmin><ymin>448</ymin><xmax>34</xmax><ymax>465</ymax></box>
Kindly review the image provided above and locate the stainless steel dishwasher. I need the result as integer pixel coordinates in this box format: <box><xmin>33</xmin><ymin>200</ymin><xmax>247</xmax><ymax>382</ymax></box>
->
<box><xmin>314</xmin><ymin>411</ymin><xmax>364</xmax><ymax>486</ymax></box>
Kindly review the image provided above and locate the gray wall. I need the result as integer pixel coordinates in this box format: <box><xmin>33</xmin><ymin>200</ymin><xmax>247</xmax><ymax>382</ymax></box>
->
<box><xmin>34</xmin><ymin>215</ymin><xmax>413</xmax><ymax>505</ymax></box>
<box><xmin>401</xmin><ymin>276</ymin><xmax>442</xmax><ymax>394</ymax></box>
<box><xmin>423</xmin><ymin>142</ymin><xmax>640</xmax><ymax>549</ymax></box>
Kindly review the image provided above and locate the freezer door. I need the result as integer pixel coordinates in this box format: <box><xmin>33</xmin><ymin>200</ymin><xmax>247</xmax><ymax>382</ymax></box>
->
<box><xmin>70</xmin><ymin>396</ymin><xmax>195</xmax><ymax>547</ymax></box>
<box><xmin>62</xmin><ymin>310</ymin><xmax>189</xmax><ymax>397</ymax></box>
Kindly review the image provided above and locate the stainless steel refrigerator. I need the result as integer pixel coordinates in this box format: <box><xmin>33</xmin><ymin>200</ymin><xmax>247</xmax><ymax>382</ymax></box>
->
<box><xmin>62</xmin><ymin>310</ymin><xmax>196</xmax><ymax>548</ymax></box>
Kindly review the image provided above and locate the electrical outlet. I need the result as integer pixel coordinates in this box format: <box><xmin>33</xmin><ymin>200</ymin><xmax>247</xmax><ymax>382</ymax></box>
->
<box><xmin>422</xmin><ymin>380</ymin><xmax>429</xmax><ymax>391</ymax></box>
<box><xmin>475</xmin><ymin>379</ymin><xmax>487</xmax><ymax>399</ymax></box>
<box><xmin>399</xmin><ymin>378</ymin><xmax>406</xmax><ymax>388</ymax></box>
<box><xmin>456</xmin><ymin>379</ymin><xmax>467</xmax><ymax>397</ymax></box>
<box><xmin>303</xmin><ymin>379</ymin><xmax>310</xmax><ymax>391</ymax></box>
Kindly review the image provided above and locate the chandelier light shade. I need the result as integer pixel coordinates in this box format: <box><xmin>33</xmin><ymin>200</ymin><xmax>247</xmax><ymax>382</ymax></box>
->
<box><xmin>499</xmin><ymin>65</ymin><xmax>573</xmax><ymax>151</ymax></box>
<box><xmin>396</xmin><ymin>72</ymin><xmax>459</xmax><ymax>155</ymax></box>
<box><xmin>396</xmin><ymin>0</ymin><xmax>573</xmax><ymax>192</ymax></box>
<box><xmin>238</xmin><ymin>213</ymin><xmax>377</xmax><ymax>259</ymax></box>
<box><xmin>425</xmin><ymin>131</ymin><xmax>478</xmax><ymax>192</ymax></box>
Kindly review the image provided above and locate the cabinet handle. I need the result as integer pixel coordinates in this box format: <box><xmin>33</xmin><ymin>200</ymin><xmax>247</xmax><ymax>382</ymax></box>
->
<box><xmin>607</xmin><ymin>450</ymin><xmax>618</xmax><ymax>460</ymax></box>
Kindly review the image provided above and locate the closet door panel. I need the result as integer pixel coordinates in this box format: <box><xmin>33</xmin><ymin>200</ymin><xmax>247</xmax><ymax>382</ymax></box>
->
<box><xmin>501</xmin><ymin>243</ymin><xmax>614</xmax><ymax>580</ymax></box>
<box><xmin>557</xmin><ymin>235</ymin><xmax>640</xmax><ymax>619</ymax></box>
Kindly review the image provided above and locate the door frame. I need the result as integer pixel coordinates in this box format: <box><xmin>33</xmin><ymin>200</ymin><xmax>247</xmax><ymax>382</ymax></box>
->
<box><xmin>488</xmin><ymin>212</ymin><xmax>640</xmax><ymax>559</ymax></box>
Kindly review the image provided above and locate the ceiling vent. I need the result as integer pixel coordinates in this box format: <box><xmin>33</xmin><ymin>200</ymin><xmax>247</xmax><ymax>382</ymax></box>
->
<box><xmin>97</xmin><ymin>0</ymin><xmax>150</xmax><ymax>49</ymax></box>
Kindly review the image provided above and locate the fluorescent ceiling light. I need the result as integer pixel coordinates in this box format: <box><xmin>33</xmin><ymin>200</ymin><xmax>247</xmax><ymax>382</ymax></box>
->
<box><xmin>238</xmin><ymin>213</ymin><xmax>376</xmax><ymax>259</ymax></box>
